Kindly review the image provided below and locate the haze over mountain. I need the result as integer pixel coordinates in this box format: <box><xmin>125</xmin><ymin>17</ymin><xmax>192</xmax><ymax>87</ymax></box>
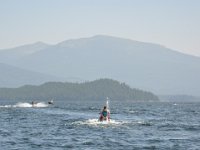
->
<box><xmin>0</xmin><ymin>63</ymin><xmax>64</xmax><ymax>87</ymax></box>
<box><xmin>0</xmin><ymin>35</ymin><xmax>200</xmax><ymax>96</ymax></box>
<box><xmin>0</xmin><ymin>42</ymin><xmax>50</xmax><ymax>63</ymax></box>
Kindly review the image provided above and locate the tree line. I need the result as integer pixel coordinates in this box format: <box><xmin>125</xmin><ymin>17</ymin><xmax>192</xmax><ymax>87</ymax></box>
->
<box><xmin>0</xmin><ymin>79</ymin><xmax>159</xmax><ymax>101</ymax></box>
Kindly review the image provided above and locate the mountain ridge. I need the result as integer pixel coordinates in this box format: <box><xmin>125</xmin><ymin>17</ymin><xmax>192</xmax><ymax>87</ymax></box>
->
<box><xmin>0</xmin><ymin>35</ymin><xmax>200</xmax><ymax>96</ymax></box>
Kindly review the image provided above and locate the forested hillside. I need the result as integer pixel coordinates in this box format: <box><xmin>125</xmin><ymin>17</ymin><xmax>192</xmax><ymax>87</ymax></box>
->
<box><xmin>0</xmin><ymin>79</ymin><xmax>159</xmax><ymax>101</ymax></box>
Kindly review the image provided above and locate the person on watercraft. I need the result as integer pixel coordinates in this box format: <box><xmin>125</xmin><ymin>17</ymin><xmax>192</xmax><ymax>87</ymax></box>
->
<box><xmin>48</xmin><ymin>100</ymin><xmax>53</xmax><ymax>105</ymax></box>
<box><xmin>31</xmin><ymin>101</ymin><xmax>37</xmax><ymax>107</ymax></box>
<box><xmin>99</xmin><ymin>106</ymin><xmax>110</xmax><ymax>121</ymax></box>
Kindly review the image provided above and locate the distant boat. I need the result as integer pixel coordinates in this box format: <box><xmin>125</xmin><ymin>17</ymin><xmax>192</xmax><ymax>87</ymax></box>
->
<box><xmin>31</xmin><ymin>101</ymin><xmax>38</xmax><ymax>107</ymax></box>
<box><xmin>48</xmin><ymin>99</ymin><xmax>54</xmax><ymax>105</ymax></box>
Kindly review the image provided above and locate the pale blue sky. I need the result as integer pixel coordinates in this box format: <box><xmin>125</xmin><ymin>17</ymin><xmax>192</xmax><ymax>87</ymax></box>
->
<box><xmin>0</xmin><ymin>0</ymin><xmax>200</xmax><ymax>56</ymax></box>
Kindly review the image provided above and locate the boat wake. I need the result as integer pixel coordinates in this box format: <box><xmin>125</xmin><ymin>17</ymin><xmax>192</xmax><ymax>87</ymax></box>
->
<box><xmin>72</xmin><ymin>119</ymin><xmax>127</xmax><ymax>126</ymax></box>
<box><xmin>0</xmin><ymin>102</ymin><xmax>49</xmax><ymax>108</ymax></box>
<box><xmin>16</xmin><ymin>102</ymin><xmax>48</xmax><ymax>108</ymax></box>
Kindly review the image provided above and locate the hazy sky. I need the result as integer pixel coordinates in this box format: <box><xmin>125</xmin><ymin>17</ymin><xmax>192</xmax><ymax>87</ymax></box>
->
<box><xmin>0</xmin><ymin>0</ymin><xmax>200</xmax><ymax>56</ymax></box>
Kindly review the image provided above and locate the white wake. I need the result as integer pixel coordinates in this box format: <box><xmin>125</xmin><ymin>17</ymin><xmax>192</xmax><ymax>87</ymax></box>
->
<box><xmin>0</xmin><ymin>102</ymin><xmax>49</xmax><ymax>108</ymax></box>
<box><xmin>73</xmin><ymin>119</ymin><xmax>127</xmax><ymax>126</ymax></box>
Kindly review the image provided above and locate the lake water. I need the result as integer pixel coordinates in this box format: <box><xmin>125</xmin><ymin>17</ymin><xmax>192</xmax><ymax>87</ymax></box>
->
<box><xmin>0</xmin><ymin>100</ymin><xmax>200</xmax><ymax>149</ymax></box>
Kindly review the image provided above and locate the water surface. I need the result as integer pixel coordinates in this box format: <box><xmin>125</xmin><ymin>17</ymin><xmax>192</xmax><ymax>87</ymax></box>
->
<box><xmin>0</xmin><ymin>100</ymin><xmax>200</xmax><ymax>149</ymax></box>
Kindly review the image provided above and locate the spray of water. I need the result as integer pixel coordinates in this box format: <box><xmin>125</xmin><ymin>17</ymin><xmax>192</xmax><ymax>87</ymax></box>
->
<box><xmin>0</xmin><ymin>102</ymin><xmax>49</xmax><ymax>108</ymax></box>
<box><xmin>106</xmin><ymin>97</ymin><xmax>109</xmax><ymax>111</ymax></box>
<box><xmin>106</xmin><ymin>97</ymin><xmax>110</xmax><ymax>122</ymax></box>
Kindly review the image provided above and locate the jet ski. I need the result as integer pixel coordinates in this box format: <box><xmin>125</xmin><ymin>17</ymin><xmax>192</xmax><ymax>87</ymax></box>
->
<box><xmin>99</xmin><ymin>111</ymin><xmax>110</xmax><ymax>122</ymax></box>
<box><xmin>48</xmin><ymin>100</ymin><xmax>54</xmax><ymax>105</ymax></box>
<box><xmin>99</xmin><ymin>98</ymin><xmax>110</xmax><ymax>122</ymax></box>
<box><xmin>31</xmin><ymin>101</ymin><xmax>38</xmax><ymax>107</ymax></box>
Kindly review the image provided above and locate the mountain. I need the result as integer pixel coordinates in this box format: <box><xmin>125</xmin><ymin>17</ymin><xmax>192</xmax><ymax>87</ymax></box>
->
<box><xmin>0</xmin><ymin>79</ymin><xmax>159</xmax><ymax>101</ymax></box>
<box><xmin>0</xmin><ymin>42</ymin><xmax>50</xmax><ymax>63</ymax></box>
<box><xmin>0</xmin><ymin>63</ymin><xmax>64</xmax><ymax>87</ymax></box>
<box><xmin>0</xmin><ymin>35</ymin><xmax>200</xmax><ymax>96</ymax></box>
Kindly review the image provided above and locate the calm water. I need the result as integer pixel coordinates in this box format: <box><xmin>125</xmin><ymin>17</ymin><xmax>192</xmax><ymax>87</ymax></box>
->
<box><xmin>0</xmin><ymin>100</ymin><xmax>200</xmax><ymax>150</ymax></box>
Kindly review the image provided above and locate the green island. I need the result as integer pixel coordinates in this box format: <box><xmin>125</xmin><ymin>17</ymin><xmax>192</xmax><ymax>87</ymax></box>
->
<box><xmin>0</xmin><ymin>79</ymin><xmax>159</xmax><ymax>101</ymax></box>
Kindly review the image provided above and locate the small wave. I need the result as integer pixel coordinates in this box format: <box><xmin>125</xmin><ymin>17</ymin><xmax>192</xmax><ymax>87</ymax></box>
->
<box><xmin>137</xmin><ymin>121</ymin><xmax>152</xmax><ymax>126</ymax></box>
<box><xmin>128</xmin><ymin>110</ymin><xmax>138</xmax><ymax>114</ymax></box>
